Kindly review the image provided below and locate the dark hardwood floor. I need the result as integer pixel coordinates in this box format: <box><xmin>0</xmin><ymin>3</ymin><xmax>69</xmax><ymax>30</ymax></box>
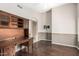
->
<box><xmin>16</xmin><ymin>40</ymin><xmax>79</xmax><ymax>56</ymax></box>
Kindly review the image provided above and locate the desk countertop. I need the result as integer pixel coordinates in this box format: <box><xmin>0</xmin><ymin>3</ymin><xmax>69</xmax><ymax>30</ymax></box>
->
<box><xmin>0</xmin><ymin>37</ymin><xmax>33</xmax><ymax>48</ymax></box>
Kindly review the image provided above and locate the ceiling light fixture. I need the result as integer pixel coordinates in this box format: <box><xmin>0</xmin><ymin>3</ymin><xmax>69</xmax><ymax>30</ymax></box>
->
<box><xmin>17</xmin><ymin>4</ymin><xmax>23</xmax><ymax>9</ymax></box>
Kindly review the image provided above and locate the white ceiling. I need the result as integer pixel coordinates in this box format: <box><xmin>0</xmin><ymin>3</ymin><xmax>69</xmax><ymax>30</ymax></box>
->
<box><xmin>21</xmin><ymin>3</ymin><xmax>66</xmax><ymax>13</ymax></box>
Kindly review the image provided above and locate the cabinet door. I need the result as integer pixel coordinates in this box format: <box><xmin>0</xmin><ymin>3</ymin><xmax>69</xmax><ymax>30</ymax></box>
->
<box><xmin>0</xmin><ymin>12</ymin><xmax>10</xmax><ymax>28</ymax></box>
<box><xmin>10</xmin><ymin>16</ymin><xmax>18</xmax><ymax>28</ymax></box>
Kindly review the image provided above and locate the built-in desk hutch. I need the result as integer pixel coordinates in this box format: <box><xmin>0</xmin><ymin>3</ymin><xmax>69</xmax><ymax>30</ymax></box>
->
<box><xmin>0</xmin><ymin>10</ymin><xmax>31</xmax><ymax>56</ymax></box>
<box><xmin>0</xmin><ymin>10</ymin><xmax>29</xmax><ymax>29</ymax></box>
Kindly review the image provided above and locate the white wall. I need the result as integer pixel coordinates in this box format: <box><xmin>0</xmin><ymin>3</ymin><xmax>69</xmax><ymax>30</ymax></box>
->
<box><xmin>52</xmin><ymin>3</ymin><xmax>77</xmax><ymax>47</ymax></box>
<box><xmin>46</xmin><ymin>10</ymin><xmax>52</xmax><ymax>33</ymax></box>
<box><xmin>52</xmin><ymin>4</ymin><xmax>77</xmax><ymax>34</ymax></box>
<box><xmin>77</xmin><ymin>4</ymin><xmax>79</xmax><ymax>42</ymax></box>
<box><xmin>38</xmin><ymin>13</ymin><xmax>47</xmax><ymax>32</ymax></box>
<box><xmin>38</xmin><ymin>10</ymin><xmax>52</xmax><ymax>33</ymax></box>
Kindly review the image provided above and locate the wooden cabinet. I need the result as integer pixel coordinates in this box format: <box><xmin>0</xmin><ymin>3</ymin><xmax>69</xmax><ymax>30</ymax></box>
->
<box><xmin>0</xmin><ymin>10</ymin><xmax>30</xmax><ymax>56</ymax></box>
<box><xmin>24</xmin><ymin>29</ymin><xmax>29</xmax><ymax>38</ymax></box>
<box><xmin>10</xmin><ymin>16</ymin><xmax>24</xmax><ymax>28</ymax></box>
<box><xmin>0</xmin><ymin>10</ymin><xmax>27</xmax><ymax>29</ymax></box>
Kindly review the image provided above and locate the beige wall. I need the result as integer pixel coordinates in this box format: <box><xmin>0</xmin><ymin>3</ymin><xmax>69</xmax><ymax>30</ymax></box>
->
<box><xmin>52</xmin><ymin>3</ymin><xmax>77</xmax><ymax>34</ymax></box>
<box><xmin>38</xmin><ymin>10</ymin><xmax>52</xmax><ymax>33</ymax></box>
<box><xmin>77</xmin><ymin>4</ymin><xmax>79</xmax><ymax>49</ymax></box>
<box><xmin>52</xmin><ymin>3</ymin><xmax>77</xmax><ymax>47</ymax></box>
<box><xmin>46</xmin><ymin>10</ymin><xmax>52</xmax><ymax>33</ymax></box>
<box><xmin>38</xmin><ymin>9</ymin><xmax>52</xmax><ymax>41</ymax></box>
<box><xmin>38</xmin><ymin>13</ymin><xmax>47</xmax><ymax>32</ymax></box>
<box><xmin>77</xmin><ymin>4</ymin><xmax>79</xmax><ymax>42</ymax></box>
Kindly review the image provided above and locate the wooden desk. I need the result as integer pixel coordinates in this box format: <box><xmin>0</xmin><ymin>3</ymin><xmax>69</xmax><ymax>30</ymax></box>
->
<box><xmin>0</xmin><ymin>37</ymin><xmax>33</xmax><ymax>56</ymax></box>
<box><xmin>19</xmin><ymin>38</ymin><xmax>33</xmax><ymax>55</ymax></box>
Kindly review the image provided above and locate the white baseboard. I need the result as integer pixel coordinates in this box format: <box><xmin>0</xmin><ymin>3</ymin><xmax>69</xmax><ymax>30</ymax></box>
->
<box><xmin>39</xmin><ymin>39</ymin><xmax>76</xmax><ymax>48</ymax></box>
<box><xmin>34</xmin><ymin>39</ymin><xmax>79</xmax><ymax>49</ymax></box>
<box><xmin>39</xmin><ymin>39</ymin><xmax>51</xmax><ymax>41</ymax></box>
<box><xmin>39</xmin><ymin>39</ymin><xmax>46</xmax><ymax>40</ymax></box>
<box><xmin>33</xmin><ymin>40</ymin><xmax>39</xmax><ymax>43</ymax></box>
<box><xmin>76</xmin><ymin>46</ymin><xmax>79</xmax><ymax>50</ymax></box>
<box><xmin>52</xmin><ymin>42</ymin><xmax>76</xmax><ymax>48</ymax></box>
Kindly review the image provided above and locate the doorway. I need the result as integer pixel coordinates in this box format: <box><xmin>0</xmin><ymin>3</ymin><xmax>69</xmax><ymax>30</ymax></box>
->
<box><xmin>29</xmin><ymin>20</ymin><xmax>38</xmax><ymax>42</ymax></box>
